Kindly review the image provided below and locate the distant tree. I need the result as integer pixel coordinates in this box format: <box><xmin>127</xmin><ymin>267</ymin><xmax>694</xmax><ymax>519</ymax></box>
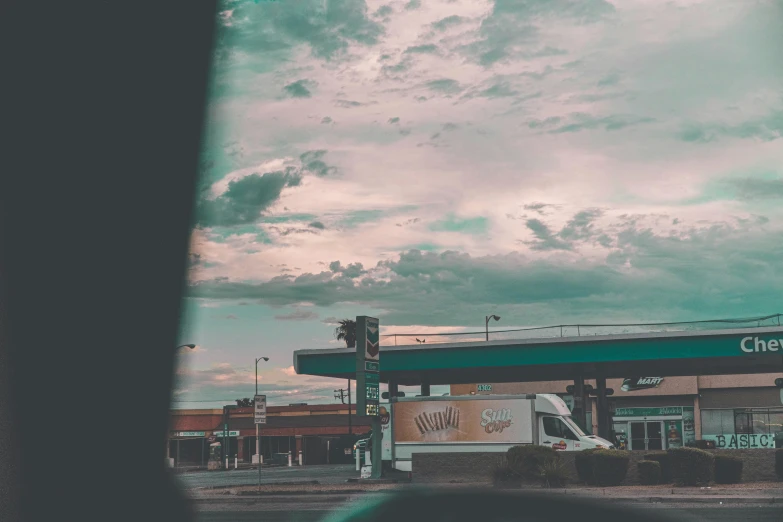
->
<box><xmin>334</xmin><ymin>319</ymin><xmax>357</xmax><ymax>348</ymax></box>
<box><xmin>236</xmin><ymin>398</ymin><xmax>254</xmax><ymax>407</ymax></box>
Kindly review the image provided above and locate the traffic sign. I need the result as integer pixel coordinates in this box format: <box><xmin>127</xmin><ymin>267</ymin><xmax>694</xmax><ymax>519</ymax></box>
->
<box><xmin>365</xmin><ymin>361</ymin><xmax>379</xmax><ymax>372</ymax></box>
<box><xmin>254</xmin><ymin>394</ymin><xmax>267</xmax><ymax>424</ymax></box>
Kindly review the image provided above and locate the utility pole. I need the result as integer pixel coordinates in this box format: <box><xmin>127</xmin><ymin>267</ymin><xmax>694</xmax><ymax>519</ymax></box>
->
<box><xmin>347</xmin><ymin>379</ymin><xmax>352</xmax><ymax>435</ymax></box>
<box><xmin>222</xmin><ymin>406</ymin><xmax>229</xmax><ymax>470</ymax></box>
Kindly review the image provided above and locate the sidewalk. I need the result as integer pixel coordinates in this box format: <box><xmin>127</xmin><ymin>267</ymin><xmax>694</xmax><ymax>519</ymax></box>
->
<box><xmin>547</xmin><ymin>484</ymin><xmax>783</xmax><ymax>504</ymax></box>
<box><xmin>171</xmin><ymin>463</ymin><xmax>289</xmax><ymax>473</ymax></box>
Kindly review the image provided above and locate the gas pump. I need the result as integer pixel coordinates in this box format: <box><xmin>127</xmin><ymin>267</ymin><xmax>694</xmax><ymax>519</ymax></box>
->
<box><xmin>208</xmin><ymin>442</ymin><xmax>222</xmax><ymax>471</ymax></box>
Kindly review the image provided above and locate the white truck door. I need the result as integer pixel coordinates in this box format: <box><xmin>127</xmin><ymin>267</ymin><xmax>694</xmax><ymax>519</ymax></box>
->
<box><xmin>539</xmin><ymin>415</ymin><xmax>580</xmax><ymax>451</ymax></box>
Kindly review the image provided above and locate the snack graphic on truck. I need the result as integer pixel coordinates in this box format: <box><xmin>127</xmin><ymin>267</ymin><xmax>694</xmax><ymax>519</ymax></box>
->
<box><xmin>414</xmin><ymin>406</ymin><xmax>460</xmax><ymax>435</ymax></box>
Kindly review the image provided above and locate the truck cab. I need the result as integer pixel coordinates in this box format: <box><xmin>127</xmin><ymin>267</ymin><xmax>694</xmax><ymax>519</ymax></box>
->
<box><xmin>535</xmin><ymin>394</ymin><xmax>613</xmax><ymax>451</ymax></box>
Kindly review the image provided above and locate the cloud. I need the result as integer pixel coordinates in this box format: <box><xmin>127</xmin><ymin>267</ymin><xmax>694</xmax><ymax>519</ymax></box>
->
<box><xmin>429</xmin><ymin>214</ymin><xmax>488</xmax><ymax>235</ymax></box>
<box><xmin>197</xmin><ymin>171</ymin><xmax>302</xmax><ymax>228</ymax></box>
<box><xmin>283</xmin><ymin>79</ymin><xmax>317</xmax><ymax>98</ymax></box>
<box><xmin>300</xmin><ymin>150</ymin><xmax>336</xmax><ymax>177</ymax></box>
<box><xmin>194</xmin><ymin>152</ymin><xmax>338</xmax><ymax>228</ymax></box>
<box><xmin>547</xmin><ymin>114</ymin><xmax>656</xmax><ymax>134</ymax></box>
<box><xmin>460</xmin><ymin>0</ymin><xmax>614</xmax><ymax>66</ymax></box>
<box><xmin>678</xmin><ymin>111</ymin><xmax>783</xmax><ymax>143</ymax></box>
<box><xmin>431</xmin><ymin>15</ymin><xmax>467</xmax><ymax>32</ymax></box>
<box><xmin>173</xmin><ymin>363</ymin><xmax>345</xmax><ymax>404</ymax></box>
<box><xmin>177</xmin><ymin>345</ymin><xmax>206</xmax><ymax>354</ymax></box>
<box><xmin>189</xmin><ymin>213</ymin><xmax>783</xmax><ymax>326</ymax></box>
<box><xmin>727</xmin><ymin>177</ymin><xmax>783</xmax><ymax>200</ymax></box>
<box><xmin>425</xmin><ymin>79</ymin><xmax>462</xmax><ymax>94</ymax></box>
<box><xmin>334</xmin><ymin>99</ymin><xmax>368</xmax><ymax>108</ymax></box>
<box><xmin>405</xmin><ymin>44</ymin><xmax>438</xmax><ymax>54</ymax></box>
<box><xmin>274</xmin><ymin>309</ymin><xmax>320</xmax><ymax>321</ymax></box>
<box><xmin>329</xmin><ymin>261</ymin><xmax>367</xmax><ymax>278</ymax></box>
<box><xmin>524</xmin><ymin>219</ymin><xmax>573</xmax><ymax>251</ymax></box>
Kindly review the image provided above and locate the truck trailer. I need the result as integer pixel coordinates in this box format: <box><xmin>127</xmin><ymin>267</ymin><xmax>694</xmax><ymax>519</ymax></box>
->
<box><xmin>382</xmin><ymin>394</ymin><xmax>613</xmax><ymax>472</ymax></box>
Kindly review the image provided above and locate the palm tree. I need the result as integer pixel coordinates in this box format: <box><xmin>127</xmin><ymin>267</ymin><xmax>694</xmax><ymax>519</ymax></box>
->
<box><xmin>334</xmin><ymin>319</ymin><xmax>357</xmax><ymax>348</ymax></box>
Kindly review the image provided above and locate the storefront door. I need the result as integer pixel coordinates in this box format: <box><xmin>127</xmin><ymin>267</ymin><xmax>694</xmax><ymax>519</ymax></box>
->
<box><xmin>629</xmin><ymin>421</ymin><xmax>664</xmax><ymax>451</ymax></box>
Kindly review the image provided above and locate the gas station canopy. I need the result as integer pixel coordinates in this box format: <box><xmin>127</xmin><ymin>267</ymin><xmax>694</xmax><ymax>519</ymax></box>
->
<box><xmin>294</xmin><ymin>326</ymin><xmax>783</xmax><ymax>386</ymax></box>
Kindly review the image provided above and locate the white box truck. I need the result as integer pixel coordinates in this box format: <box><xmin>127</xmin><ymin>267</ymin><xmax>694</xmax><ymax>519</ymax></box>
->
<box><xmin>382</xmin><ymin>394</ymin><xmax>613</xmax><ymax>472</ymax></box>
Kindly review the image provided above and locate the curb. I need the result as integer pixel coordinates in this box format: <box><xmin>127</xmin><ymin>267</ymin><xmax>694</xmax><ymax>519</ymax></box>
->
<box><xmin>346</xmin><ymin>479</ymin><xmax>411</xmax><ymax>484</ymax></box>
<box><xmin>193</xmin><ymin>481</ymin><xmax>320</xmax><ymax>490</ymax></box>
<box><xmin>612</xmin><ymin>496</ymin><xmax>780</xmax><ymax>505</ymax></box>
<box><xmin>191</xmin><ymin>491</ymin><xmax>781</xmax><ymax>504</ymax></box>
<box><xmin>192</xmin><ymin>491</ymin><xmax>369</xmax><ymax>502</ymax></box>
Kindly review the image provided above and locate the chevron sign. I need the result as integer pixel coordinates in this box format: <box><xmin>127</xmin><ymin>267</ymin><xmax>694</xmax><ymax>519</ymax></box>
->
<box><xmin>366</xmin><ymin>318</ymin><xmax>380</xmax><ymax>361</ymax></box>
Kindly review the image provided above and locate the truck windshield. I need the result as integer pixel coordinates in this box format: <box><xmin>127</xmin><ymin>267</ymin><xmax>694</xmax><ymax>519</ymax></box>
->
<box><xmin>563</xmin><ymin>416</ymin><xmax>586</xmax><ymax>437</ymax></box>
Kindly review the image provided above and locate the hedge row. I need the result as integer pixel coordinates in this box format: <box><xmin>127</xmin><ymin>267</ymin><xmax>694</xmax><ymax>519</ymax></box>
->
<box><xmin>499</xmin><ymin>445</ymin><xmax>568</xmax><ymax>488</ymax></box>
<box><xmin>500</xmin><ymin>446</ymin><xmax>783</xmax><ymax>488</ymax></box>
<box><xmin>669</xmin><ymin>447</ymin><xmax>714</xmax><ymax>486</ymax></box>
<box><xmin>714</xmin><ymin>455</ymin><xmax>743</xmax><ymax>484</ymax></box>
<box><xmin>573</xmin><ymin>449</ymin><xmax>629</xmax><ymax>486</ymax></box>
<box><xmin>777</xmin><ymin>449</ymin><xmax>783</xmax><ymax>480</ymax></box>
<box><xmin>637</xmin><ymin>460</ymin><xmax>661</xmax><ymax>485</ymax></box>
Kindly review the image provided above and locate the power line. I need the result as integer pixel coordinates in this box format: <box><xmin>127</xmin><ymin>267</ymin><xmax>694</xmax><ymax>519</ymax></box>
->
<box><xmin>171</xmin><ymin>399</ymin><xmax>240</xmax><ymax>403</ymax></box>
<box><xmin>380</xmin><ymin>313</ymin><xmax>782</xmax><ymax>338</ymax></box>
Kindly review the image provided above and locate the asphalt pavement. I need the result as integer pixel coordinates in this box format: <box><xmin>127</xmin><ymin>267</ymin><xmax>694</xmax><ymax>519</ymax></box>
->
<box><xmin>176</xmin><ymin>464</ymin><xmax>358</xmax><ymax>489</ymax></box>
<box><xmin>180</xmin><ymin>464</ymin><xmax>783</xmax><ymax>522</ymax></box>
<box><xmin>194</xmin><ymin>497</ymin><xmax>783</xmax><ymax>522</ymax></box>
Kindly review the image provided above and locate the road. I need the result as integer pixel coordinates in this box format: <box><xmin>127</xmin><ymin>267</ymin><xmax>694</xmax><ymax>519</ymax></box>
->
<box><xmin>180</xmin><ymin>466</ymin><xmax>783</xmax><ymax>522</ymax></box>
<box><xmin>194</xmin><ymin>497</ymin><xmax>783</xmax><ymax>522</ymax></box>
<box><xmin>175</xmin><ymin>464</ymin><xmax>358</xmax><ymax>489</ymax></box>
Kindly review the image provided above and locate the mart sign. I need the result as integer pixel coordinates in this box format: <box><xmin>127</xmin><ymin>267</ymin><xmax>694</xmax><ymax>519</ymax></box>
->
<box><xmin>621</xmin><ymin>377</ymin><xmax>664</xmax><ymax>392</ymax></box>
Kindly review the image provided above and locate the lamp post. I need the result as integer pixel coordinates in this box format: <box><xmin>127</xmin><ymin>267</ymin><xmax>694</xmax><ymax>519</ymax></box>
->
<box><xmin>255</xmin><ymin>357</ymin><xmax>269</xmax><ymax>464</ymax></box>
<box><xmin>485</xmin><ymin>315</ymin><xmax>501</xmax><ymax>341</ymax></box>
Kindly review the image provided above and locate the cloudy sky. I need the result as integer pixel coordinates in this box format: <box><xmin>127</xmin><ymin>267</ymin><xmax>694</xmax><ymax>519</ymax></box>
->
<box><xmin>174</xmin><ymin>0</ymin><xmax>783</xmax><ymax>408</ymax></box>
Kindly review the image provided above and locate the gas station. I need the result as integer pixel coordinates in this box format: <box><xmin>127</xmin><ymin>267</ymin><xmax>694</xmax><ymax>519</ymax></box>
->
<box><xmin>295</xmin><ymin>324</ymin><xmax>783</xmax><ymax>473</ymax></box>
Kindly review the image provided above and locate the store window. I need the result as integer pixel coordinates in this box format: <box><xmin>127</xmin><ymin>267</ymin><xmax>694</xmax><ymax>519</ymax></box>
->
<box><xmin>701</xmin><ymin>409</ymin><xmax>734</xmax><ymax>435</ymax></box>
<box><xmin>702</xmin><ymin>408</ymin><xmax>783</xmax><ymax>449</ymax></box>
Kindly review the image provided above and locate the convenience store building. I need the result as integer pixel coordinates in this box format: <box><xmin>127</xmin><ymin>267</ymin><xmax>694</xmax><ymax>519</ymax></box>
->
<box><xmin>451</xmin><ymin>372</ymin><xmax>783</xmax><ymax>451</ymax></box>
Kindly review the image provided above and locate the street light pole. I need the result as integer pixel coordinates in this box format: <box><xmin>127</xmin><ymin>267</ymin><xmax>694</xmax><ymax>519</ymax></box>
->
<box><xmin>485</xmin><ymin>315</ymin><xmax>501</xmax><ymax>341</ymax></box>
<box><xmin>255</xmin><ymin>357</ymin><xmax>269</xmax><ymax>464</ymax></box>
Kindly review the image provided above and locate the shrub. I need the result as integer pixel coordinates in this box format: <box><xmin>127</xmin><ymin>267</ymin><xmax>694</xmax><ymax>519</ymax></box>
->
<box><xmin>492</xmin><ymin>463</ymin><xmax>520</xmax><ymax>487</ymax></box>
<box><xmin>506</xmin><ymin>445</ymin><xmax>559</xmax><ymax>480</ymax></box>
<box><xmin>644</xmin><ymin>451</ymin><xmax>671</xmax><ymax>483</ymax></box>
<box><xmin>713</xmin><ymin>455</ymin><xmax>743</xmax><ymax>484</ymax></box>
<box><xmin>574</xmin><ymin>448</ymin><xmax>602</xmax><ymax>484</ymax></box>
<box><xmin>539</xmin><ymin>459</ymin><xmax>569</xmax><ymax>488</ymax></box>
<box><xmin>591</xmin><ymin>451</ymin><xmax>629</xmax><ymax>486</ymax></box>
<box><xmin>668</xmin><ymin>447</ymin><xmax>714</xmax><ymax>486</ymax></box>
<box><xmin>637</xmin><ymin>460</ymin><xmax>661</xmax><ymax>485</ymax></box>
<box><xmin>776</xmin><ymin>449</ymin><xmax>783</xmax><ymax>481</ymax></box>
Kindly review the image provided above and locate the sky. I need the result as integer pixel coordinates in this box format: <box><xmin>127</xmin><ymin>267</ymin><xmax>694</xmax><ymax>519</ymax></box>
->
<box><xmin>174</xmin><ymin>0</ymin><xmax>783</xmax><ymax>408</ymax></box>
